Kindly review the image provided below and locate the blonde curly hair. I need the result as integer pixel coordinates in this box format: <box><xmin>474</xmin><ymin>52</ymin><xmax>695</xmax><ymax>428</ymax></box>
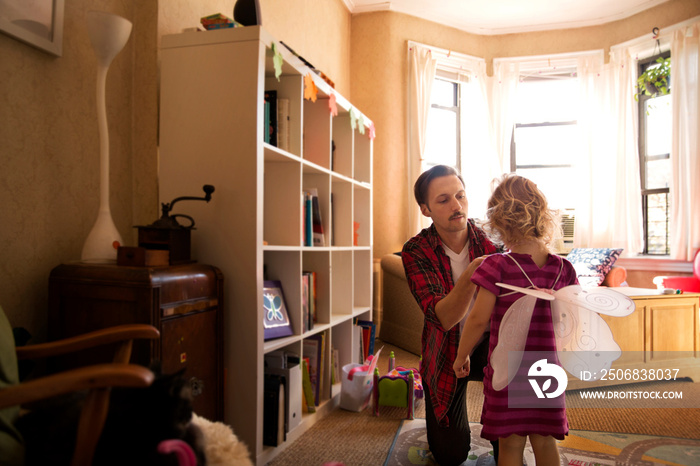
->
<box><xmin>482</xmin><ymin>174</ymin><xmax>560</xmax><ymax>249</ymax></box>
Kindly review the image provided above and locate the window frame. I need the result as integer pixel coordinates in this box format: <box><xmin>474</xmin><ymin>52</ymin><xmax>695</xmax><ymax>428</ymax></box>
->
<box><xmin>637</xmin><ymin>50</ymin><xmax>671</xmax><ymax>256</ymax></box>
<box><xmin>423</xmin><ymin>75</ymin><xmax>462</xmax><ymax>172</ymax></box>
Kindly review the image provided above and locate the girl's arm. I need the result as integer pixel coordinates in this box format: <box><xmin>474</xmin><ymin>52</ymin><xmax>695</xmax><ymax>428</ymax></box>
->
<box><xmin>453</xmin><ymin>288</ymin><xmax>496</xmax><ymax>378</ymax></box>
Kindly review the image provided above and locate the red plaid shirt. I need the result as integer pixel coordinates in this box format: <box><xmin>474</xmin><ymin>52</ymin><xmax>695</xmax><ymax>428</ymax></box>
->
<box><xmin>402</xmin><ymin>220</ymin><xmax>497</xmax><ymax>426</ymax></box>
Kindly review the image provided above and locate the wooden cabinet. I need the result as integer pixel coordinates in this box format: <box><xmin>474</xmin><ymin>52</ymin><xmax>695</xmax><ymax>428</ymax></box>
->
<box><xmin>567</xmin><ymin>292</ymin><xmax>700</xmax><ymax>390</ymax></box>
<box><xmin>159</xmin><ymin>26</ymin><xmax>373</xmax><ymax>464</ymax></box>
<box><xmin>48</xmin><ymin>262</ymin><xmax>224</xmax><ymax>421</ymax></box>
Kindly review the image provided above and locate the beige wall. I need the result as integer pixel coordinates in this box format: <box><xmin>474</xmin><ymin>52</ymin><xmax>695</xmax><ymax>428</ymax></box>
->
<box><xmin>0</xmin><ymin>0</ymin><xmax>351</xmax><ymax>341</ymax></box>
<box><xmin>0</xmin><ymin>0</ymin><xmax>696</xmax><ymax>341</ymax></box>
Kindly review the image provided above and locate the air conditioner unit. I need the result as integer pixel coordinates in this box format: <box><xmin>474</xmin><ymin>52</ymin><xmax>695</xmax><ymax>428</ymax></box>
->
<box><xmin>553</xmin><ymin>209</ymin><xmax>575</xmax><ymax>254</ymax></box>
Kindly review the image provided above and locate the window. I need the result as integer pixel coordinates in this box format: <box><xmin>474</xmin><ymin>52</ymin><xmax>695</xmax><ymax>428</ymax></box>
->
<box><xmin>424</xmin><ymin>77</ymin><xmax>460</xmax><ymax>171</ymax></box>
<box><xmin>510</xmin><ymin>75</ymin><xmax>578</xmax><ymax>212</ymax></box>
<box><xmin>637</xmin><ymin>52</ymin><xmax>671</xmax><ymax>255</ymax></box>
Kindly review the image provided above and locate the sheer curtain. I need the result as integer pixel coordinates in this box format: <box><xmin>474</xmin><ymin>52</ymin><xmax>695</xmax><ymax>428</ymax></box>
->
<box><xmin>407</xmin><ymin>44</ymin><xmax>437</xmax><ymax>237</ymax></box>
<box><xmin>459</xmin><ymin>59</ymin><xmax>500</xmax><ymax>220</ymax></box>
<box><xmin>670</xmin><ymin>23</ymin><xmax>700</xmax><ymax>261</ymax></box>
<box><xmin>574</xmin><ymin>51</ymin><xmax>644</xmax><ymax>254</ymax></box>
<box><xmin>488</xmin><ymin>61</ymin><xmax>519</xmax><ymax>177</ymax></box>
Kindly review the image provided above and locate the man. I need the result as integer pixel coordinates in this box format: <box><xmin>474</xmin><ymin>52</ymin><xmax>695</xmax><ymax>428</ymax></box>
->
<box><xmin>402</xmin><ymin>165</ymin><xmax>499</xmax><ymax>465</ymax></box>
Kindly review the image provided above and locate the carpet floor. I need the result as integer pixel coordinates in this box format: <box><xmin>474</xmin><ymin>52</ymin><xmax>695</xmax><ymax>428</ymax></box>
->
<box><xmin>268</xmin><ymin>340</ymin><xmax>700</xmax><ymax>466</ymax></box>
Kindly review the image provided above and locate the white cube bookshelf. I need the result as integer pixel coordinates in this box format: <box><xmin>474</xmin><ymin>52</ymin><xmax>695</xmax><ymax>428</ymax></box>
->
<box><xmin>160</xmin><ymin>26</ymin><xmax>373</xmax><ymax>465</ymax></box>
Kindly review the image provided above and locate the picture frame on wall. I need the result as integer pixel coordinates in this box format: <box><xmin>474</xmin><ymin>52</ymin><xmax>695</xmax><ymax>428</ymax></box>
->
<box><xmin>0</xmin><ymin>0</ymin><xmax>65</xmax><ymax>56</ymax></box>
<box><xmin>263</xmin><ymin>280</ymin><xmax>293</xmax><ymax>341</ymax></box>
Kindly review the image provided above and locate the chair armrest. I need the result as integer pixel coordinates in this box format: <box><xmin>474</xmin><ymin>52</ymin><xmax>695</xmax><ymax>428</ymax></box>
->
<box><xmin>16</xmin><ymin>324</ymin><xmax>160</xmax><ymax>361</ymax></box>
<box><xmin>602</xmin><ymin>266</ymin><xmax>627</xmax><ymax>287</ymax></box>
<box><xmin>0</xmin><ymin>363</ymin><xmax>154</xmax><ymax>410</ymax></box>
<box><xmin>380</xmin><ymin>254</ymin><xmax>406</xmax><ymax>279</ymax></box>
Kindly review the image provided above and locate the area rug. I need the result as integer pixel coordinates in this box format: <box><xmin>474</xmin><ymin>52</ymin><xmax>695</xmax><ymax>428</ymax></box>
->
<box><xmin>384</xmin><ymin>418</ymin><xmax>700</xmax><ymax>466</ymax></box>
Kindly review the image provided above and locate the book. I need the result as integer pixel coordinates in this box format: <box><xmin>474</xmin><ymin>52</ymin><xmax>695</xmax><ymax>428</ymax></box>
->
<box><xmin>301</xmin><ymin>358</ymin><xmax>316</xmax><ymax>413</ymax></box>
<box><xmin>331</xmin><ymin>347</ymin><xmax>340</xmax><ymax>385</ymax></box>
<box><xmin>304</xmin><ymin>191</ymin><xmax>313</xmax><ymax>246</ymax></box>
<box><xmin>302</xmin><ymin>271</ymin><xmax>317</xmax><ymax>330</ymax></box>
<box><xmin>309</xmin><ymin>188</ymin><xmax>325</xmax><ymax>246</ymax></box>
<box><xmin>264</xmin><ymin>90</ymin><xmax>278</xmax><ymax>146</ymax></box>
<box><xmin>303</xmin><ymin>336</ymin><xmax>321</xmax><ymax>405</ymax></box>
<box><xmin>277</xmin><ymin>98</ymin><xmax>290</xmax><ymax>152</ymax></box>
<box><xmin>355</xmin><ymin>319</ymin><xmax>376</xmax><ymax>362</ymax></box>
<box><xmin>301</xmin><ymin>273</ymin><xmax>310</xmax><ymax>332</ymax></box>
<box><xmin>264</xmin><ymin>99</ymin><xmax>270</xmax><ymax>144</ymax></box>
<box><xmin>263</xmin><ymin>374</ymin><xmax>285</xmax><ymax>446</ymax></box>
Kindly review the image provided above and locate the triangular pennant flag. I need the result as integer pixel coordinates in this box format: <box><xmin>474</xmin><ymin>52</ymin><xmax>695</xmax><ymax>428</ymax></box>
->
<box><xmin>357</xmin><ymin>114</ymin><xmax>365</xmax><ymax>135</ymax></box>
<box><xmin>368</xmin><ymin>122</ymin><xmax>376</xmax><ymax>140</ymax></box>
<box><xmin>328</xmin><ymin>93</ymin><xmax>338</xmax><ymax>116</ymax></box>
<box><xmin>304</xmin><ymin>74</ymin><xmax>318</xmax><ymax>102</ymax></box>
<box><xmin>349</xmin><ymin>108</ymin><xmax>357</xmax><ymax>131</ymax></box>
<box><xmin>271</xmin><ymin>43</ymin><xmax>283</xmax><ymax>81</ymax></box>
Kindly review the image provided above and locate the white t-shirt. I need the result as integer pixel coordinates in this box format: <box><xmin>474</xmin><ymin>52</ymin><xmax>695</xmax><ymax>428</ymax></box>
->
<box><xmin>442</xmin><ymin>242</ymin><xmax>470</xmax><ymax>283</ymax></box>
<box><xmin>442</xmin><ymin>242</ymin><xmax>473</xmax><ymax>331</ymax></box>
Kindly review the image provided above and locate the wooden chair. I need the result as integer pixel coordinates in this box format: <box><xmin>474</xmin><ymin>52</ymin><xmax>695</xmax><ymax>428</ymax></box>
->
<box><xmin>0</xmin><ymin>321</ymin><xmax>160</xmax><ymax>466</ymax></box>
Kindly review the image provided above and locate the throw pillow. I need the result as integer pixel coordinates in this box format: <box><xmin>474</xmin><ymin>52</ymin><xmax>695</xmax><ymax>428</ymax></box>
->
<box><xmin>566</xmin><ymin>248</ymin><xmax>623</xmax><ymax>288</ymax></box>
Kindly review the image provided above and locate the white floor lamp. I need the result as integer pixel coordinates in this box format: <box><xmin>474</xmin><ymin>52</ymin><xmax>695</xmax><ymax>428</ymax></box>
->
<box><xmin>81</xmin><ymin>11</ymin><xmax>132</xmax><ymax>263</ymax></box>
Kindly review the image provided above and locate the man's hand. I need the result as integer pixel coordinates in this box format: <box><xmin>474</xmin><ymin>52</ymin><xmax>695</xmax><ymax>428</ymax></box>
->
<box><xmin>453</xmin><ymin>354</ymin><xmax>470</xmax><ymax>378</ymax></box>
<box><xmin>463</xmin><ymin>255</ymin><xmax>486</xmax><ymax>281</ymax></box>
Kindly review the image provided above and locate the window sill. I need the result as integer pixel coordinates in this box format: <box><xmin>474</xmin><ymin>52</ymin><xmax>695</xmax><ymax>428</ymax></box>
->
<box><xmin>616</xmin><ymin>256</ymin><xmax>694</xmax><ymax>273</ymax></box>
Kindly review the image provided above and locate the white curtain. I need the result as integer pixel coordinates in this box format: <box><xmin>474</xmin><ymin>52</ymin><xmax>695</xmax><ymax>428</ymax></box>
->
<box><xmin>670</xmin><ymin>23</ymin><xmax>700</xmax><ymax>261</ymax></box>
<box><xmin>573</xmin><ymin>51</ymin><xmax>644</xmax><ymax>254</ymax></box>
<box><xmin>407</xmin><ymin>44</ymin><xmax>437</xmax><ymax>237</ymax></box>
<box><xmin>459</xmin><ymin>60</ymin><xmax>501</xmax><ymax>220</ymax></box>
<box><xmin>488</xmin><ymin>61</ymin><xmax>519</xmax><ymax>176</ymax></box>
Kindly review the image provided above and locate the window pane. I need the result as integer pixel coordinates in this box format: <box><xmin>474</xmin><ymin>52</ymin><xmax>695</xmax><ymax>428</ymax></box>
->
<box><xmin>515</xmin><ymin>78</ymin><xmax>578</xmax><ymax>123</ymax></box>
<box><xmin>424</xmin><ymin>106</ymin><xmax>457</xmax><ymax>166</ymax></box>
<box><xmin>645</xmin><ymin>192</ymin><xmax>670</xmax><ymax>255</ymax></box>
<box><xmin>514</xmin><ymin>124</ymin><xmax>577</xmax><ymax>166</ymax></box>
<box><xmin>431</xmin><ymin>79</ymin><xmax>456</xmax><ymax>107</ymax></box>
<box><xmin>645</xmin><ymin>94</ymin><xmax>671</xmax><ymax>155</ymax></box>
<box><xmin>516</xmin><ymin>167</ymin><xmax>576</xmax><ymax>210</ymax></box>
<box><xmin>645</xmin><ymin>158</ymin><xmax>671</xmax><ymax>190</ymax></box>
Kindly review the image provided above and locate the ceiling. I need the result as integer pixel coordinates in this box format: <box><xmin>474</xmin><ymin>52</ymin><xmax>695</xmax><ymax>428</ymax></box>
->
<box><xmin>343</xmin><ymin>0</ymin><xmax>671</xmax><ymax>35</ymax></box>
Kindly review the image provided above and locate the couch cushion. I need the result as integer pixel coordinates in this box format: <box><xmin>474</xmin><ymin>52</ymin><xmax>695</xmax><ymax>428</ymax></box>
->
<box><xmin>566</xmin><ymin>248</ymin><xmax>623</xmax><ymax>288</ymax></box>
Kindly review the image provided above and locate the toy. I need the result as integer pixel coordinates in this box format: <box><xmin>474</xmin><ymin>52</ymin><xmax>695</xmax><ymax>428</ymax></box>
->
<box><xmin>372</xmin><ymin>351</ymin><xmax>423</xmax><ymax>419</ymax></box>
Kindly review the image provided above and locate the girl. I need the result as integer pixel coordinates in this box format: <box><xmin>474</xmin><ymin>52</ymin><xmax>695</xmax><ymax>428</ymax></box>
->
<box><xmin>453</xmin><ymin>174</ymin><xmax>578</xmax><ymax>465</ymax></box>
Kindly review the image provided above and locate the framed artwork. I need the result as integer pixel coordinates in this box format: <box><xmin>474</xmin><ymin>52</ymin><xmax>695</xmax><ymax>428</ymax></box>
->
<box><xmin>263</xmin><ymin>280</ymin><xmax>293</xmax><ymax>341</ymax></box>
<box><xmin>0</xmin><ymin>0</ymin><xmax>65</xmax><ymax>56</ymax></box>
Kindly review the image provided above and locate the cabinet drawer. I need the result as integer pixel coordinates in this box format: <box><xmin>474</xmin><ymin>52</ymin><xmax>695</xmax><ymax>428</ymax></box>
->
<box><xmin>161</xmin><ymin>309</ymin><xmax>219</xmax><ymax>420</ymax></box>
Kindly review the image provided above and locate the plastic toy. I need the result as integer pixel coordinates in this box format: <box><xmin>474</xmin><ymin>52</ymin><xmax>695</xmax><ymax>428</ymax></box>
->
<box><xmin>372</xmin><ymin>351</ymin><xmax>423</xmax><ymax>419</ymax></box>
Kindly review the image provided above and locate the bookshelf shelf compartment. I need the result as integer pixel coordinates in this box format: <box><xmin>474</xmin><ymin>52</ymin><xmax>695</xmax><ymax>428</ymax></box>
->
<box><xmin>160</xmin><ymin>26</ymin><xmax>372</xmax><ymax>465</ymax></box>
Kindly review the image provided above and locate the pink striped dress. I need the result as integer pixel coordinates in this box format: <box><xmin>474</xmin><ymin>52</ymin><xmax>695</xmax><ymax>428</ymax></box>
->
<box><xmin>471</xmin><ymin>252</ymin><xmax>578</xmax><ymax>441</ymax></box>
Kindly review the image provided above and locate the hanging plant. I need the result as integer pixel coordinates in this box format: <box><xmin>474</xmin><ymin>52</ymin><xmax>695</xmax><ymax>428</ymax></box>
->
<box><xmin>635</xmin><ymin>56</ymin><xmax>670</xmax><ymax>101</ymax></box>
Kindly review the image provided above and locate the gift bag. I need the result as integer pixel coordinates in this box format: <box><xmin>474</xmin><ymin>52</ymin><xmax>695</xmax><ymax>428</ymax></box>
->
<box><xmin>339</xmin><ymin>363</ymin><xmax>373</xmax><ymax>411</ymax></box>
<box><xmin>339</xmin><ymin>347</ymin><xmax>382</xmax><ymax>412</ymax></box>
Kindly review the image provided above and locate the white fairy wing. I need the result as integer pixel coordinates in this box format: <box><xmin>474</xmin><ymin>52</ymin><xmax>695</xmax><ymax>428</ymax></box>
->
<box><xmin>491</xmin><ymin>294</ymin><xmax>537</xmax><ymax>391</ymax></box>
<box><xmin>552</xmin><ymin>285</ymin><xmax>635</xmax><ymax>317</ymax></box>
<box><xmin>552</xmin><ymin>298</ymin><xmax>623</xmax><ymax>381</ymax></box>
<box><xmin>496</xmin><ymin>282</ymin><xmax>555</xmax><ymax>301</ymax></box>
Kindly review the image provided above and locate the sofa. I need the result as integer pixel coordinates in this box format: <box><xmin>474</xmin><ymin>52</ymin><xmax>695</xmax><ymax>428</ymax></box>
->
<box><xmin>379</xmin><ymin>250</ymin><xmax>628</xmax><ymax>356</ymax></box>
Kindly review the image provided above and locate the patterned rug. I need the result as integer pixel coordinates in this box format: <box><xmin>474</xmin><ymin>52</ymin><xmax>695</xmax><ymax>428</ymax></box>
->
<box><xmin>384</xmin><ymin>419</ymin><xmax>700</xmax><ymax>466</ymax></box>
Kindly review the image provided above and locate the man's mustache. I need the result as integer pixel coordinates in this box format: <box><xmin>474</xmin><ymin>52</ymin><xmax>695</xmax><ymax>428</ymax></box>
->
<box><xmin>449</xmin><ymin>212</ymin><xmax>465</xmax><ymax>220</ymax></box>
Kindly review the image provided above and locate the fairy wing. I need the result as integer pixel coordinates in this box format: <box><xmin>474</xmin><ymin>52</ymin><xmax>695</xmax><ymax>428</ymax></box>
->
<box><xmin>490</xmin><ymin>284</ymin><xmax>542</xmax><ymax>391</ymax></box>
<box><xmin>551</xmin><ymin>285</ymin><xmax>635</xmax><ymax>381</ymax></box>
<box><xmin>553</xmin><ymin>285</ymin><xmax>635</xmax><ymax>317</ymax></box>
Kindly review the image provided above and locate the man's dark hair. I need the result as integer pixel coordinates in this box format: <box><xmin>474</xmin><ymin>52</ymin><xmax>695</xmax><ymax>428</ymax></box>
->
<box><xmin>413</xmin><ymin>165</ymin><xmax>465</xmax><ymax>207</ymax></box>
